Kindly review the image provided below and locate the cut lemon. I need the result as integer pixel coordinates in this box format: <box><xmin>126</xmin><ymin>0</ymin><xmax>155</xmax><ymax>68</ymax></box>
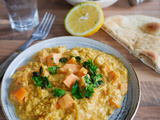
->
<box><xmin>64</xmin><ymin>2</ymin><xmax>104</xmax><ymax>36</ymax></box>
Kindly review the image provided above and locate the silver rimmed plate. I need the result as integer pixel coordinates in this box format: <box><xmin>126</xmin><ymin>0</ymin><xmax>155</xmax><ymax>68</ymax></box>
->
<box><xmin>1</xmin><ymin>36</ymin><xmax>141</xmax><ymax>120</ymax></box>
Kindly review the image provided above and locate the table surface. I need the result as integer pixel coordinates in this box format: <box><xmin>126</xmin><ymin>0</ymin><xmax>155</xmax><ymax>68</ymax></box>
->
<box><xmin>0</xmin><ymin>0</ymin><xmax>160</xmax><ymax>120</ymax></box>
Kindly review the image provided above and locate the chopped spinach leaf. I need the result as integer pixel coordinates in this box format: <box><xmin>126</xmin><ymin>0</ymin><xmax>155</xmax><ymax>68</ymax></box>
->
<box><xmin>70</xmin><ymin>55</ymin><xmax>76</xmax><ymax>58</ymax></box>
<box><xmin>84</xmin><ymin>75</ymin><xmax>92</xmax><ymax>84</ymax></box>
<box><xmin>91</xmin><ymin>73</ymin><xmax>102</xmax><ymax>84</ymax></box>
<box><xmin>59</xmin><ymin>57</ymin><xmax>68</xmax><ymax>63</ymax></box>
<box><xmin>52</xmin><ymin>88</ymin><xmax>66</xmax><ymax>97</ymax></box>
<box><xmin>72</xmin><ymin>81</ymin><xmax>83</xmax><ymax>99</ymax></box>
<box><xmin>97</xmin><ymin>80</ymin><xmax>103</xmax><ymax>85</ymax></box>
<box><xmin>33</xmin><ymin>76</ymin><xmax>40</xmax><ymax>83</ymax></box>
<box><xmin>48</xmin><ymin>66</ymin><xmax>59</xmax><ymax>75</ymax></box>
<box><xmin>82</xmin><ymin>59</ymin><xmax>103</xmax><ymax>98</ymax></box>
<box><xmin>84</xmin><ymin>85</ymin><xmax>94</xmax><ymax>98</ymax></box>
<box><xmin>32</xmin><ymin>72</ymin><xmax>53</xmax><ymax>89</ymax></box>
<box><xmin>75</xmin><ymin>56</ymin><xmax>81</xmax><ymax>62</ymax></box>
<box><xmin>82</xmin><ymin>59</ymin><xmax>98</xmax><ymax>75</ymax></box>
<box><xmin>35</xmin><ymin>80</ymin><xmax>42</xmax><ymax>86</ymax></box>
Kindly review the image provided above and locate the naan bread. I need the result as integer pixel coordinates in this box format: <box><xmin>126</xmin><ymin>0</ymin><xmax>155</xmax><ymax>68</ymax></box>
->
<box><xmin>101</xmin><ymin>15</ymin><xmax>160</xmax><ymax>74</ymax></box>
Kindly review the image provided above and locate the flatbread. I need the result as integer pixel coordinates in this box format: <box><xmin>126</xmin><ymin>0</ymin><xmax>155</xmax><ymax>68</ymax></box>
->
<box><xmin>101</xmin><ymin>15</ymin><xmax>160</xmax><ymax>74</ymax></box>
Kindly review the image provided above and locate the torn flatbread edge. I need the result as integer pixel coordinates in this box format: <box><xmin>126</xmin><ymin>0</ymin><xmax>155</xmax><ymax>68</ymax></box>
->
<box><xmin>101</xmin><ymin>24</ymin><xmax>160</xmax><ymax>74</ymax></box>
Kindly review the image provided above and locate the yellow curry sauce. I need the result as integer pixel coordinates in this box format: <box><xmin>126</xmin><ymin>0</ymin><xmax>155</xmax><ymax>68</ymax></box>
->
<box><xmin>9</xmin><ymin>46</ymin><xmax>128</xmax><ymax>120</ymax></box>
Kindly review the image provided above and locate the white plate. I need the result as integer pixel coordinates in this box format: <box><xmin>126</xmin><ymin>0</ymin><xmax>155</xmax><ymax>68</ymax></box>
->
<box><xmin>65</xmin><ymin>0</ymin><xmax>118</xmax><ymax>8</ymax></box>
<box><xmin>1</xmin><ymin>36</ymin><xmax>140</xmax><ymax>120</ymax></box>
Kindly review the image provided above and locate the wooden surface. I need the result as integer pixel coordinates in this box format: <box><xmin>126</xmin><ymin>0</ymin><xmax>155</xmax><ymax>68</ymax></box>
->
<box><xmin>0</xmin><ymin>0</ymin><xmax>160</xmax><ymax>119</ymax></box>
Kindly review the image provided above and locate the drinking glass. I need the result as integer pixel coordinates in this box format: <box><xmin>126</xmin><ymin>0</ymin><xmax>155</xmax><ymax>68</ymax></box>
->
<box><xmin>4</xmin><ymin>0</ymin><xmax>39</xmax><ymax>32</ymax></box>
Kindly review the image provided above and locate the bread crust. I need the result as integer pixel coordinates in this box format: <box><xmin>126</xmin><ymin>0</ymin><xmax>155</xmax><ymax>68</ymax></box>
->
<box><xmin>101</xmin><ymin>15</ymin><xmax>160</xmax><ymax>74</ymax></box>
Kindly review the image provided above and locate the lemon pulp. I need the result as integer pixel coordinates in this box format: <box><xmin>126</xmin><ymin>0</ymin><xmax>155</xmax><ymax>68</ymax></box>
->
<box><xmin>65</xmin><ymin>2</ymin><xmax>104</xmax><ymax>36</ymax></box>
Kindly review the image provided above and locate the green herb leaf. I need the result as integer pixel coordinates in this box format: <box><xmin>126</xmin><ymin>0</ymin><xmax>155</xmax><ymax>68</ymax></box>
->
<box><xmin>48</xmin><ymin>66</ymin><xmax>58</xmax><ymax>75</ymax></box>
<box><xmin>48</xmin><ymin>83</ymin><xmax>53</xmax><ymax>88</ymax></box>
<box><xmin>82</xmin><ymin>59</ymin><xmax>98</xmax><ymax>75</ymax></box>
<box><xmin>91</xmin><ymin>73</ymin><xmax>102</xmax><ymax>84</ymax></box>
<box><xmin>84</xmin><ymin>75</ymin><xmax>92</xmax><ymax>84</ymax></box>
<box><xmin>35</xmin><ymin>81</ymin><xmax>43</xmax><ymax>87</ymax></box>
<box><xmin>97</xmin><ymin>80</ymin><xmax>103</xmax><ymax>85</ymax></box>
<box><xmin>75</xmin><ymin>56</ymin><xmax>81</xmax><ymax>62</ymax></box>
<box><xmin>59</xmin><ymin>57</ymin><xmax>68</xmax><ymax>63</ymax></box>
<box><xmin>33</xmin><ymin>72</ymin><xmax>53</xmax><ymax>89</ymax></box>
<box><xmin>82</xmin><ymin>59</ymin><xmax>103</xmax><ymax>98</ymax></box>
<box><xmin>70</xmin><ymin>55</ymin><xmax>75</xmax><ymax>58</ymax></box>
<box><xmin>33</xmin><ymin>76</ymin><xmax>40</xmax><ymax>83</ymax></box>
<box><xmin>52</xmin><ymin>88</ymin><xmax>66</xmax><ymax>97</ymax></box>
<box><xmin>84</xmin><ymin>85</ymin><xmax>94</xmax><ymax>98</ymax></box>
<box><xmin>72</xmin><ymin>81</ymin><xmax>83</xmax><ymax>99</ymax></box>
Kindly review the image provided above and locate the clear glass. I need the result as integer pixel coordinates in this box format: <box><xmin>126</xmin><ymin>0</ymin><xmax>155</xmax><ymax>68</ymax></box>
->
<box><xmin>4</xmin><ymin>0</ymin><xmax>39</xmax><ymax>32</ymax></box>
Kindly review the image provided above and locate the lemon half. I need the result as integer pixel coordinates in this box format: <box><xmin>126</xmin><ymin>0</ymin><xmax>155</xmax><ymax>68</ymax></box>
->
<box><xmin>64</xmin><ymin>2</ymin><xmax>104</xmax><ymax>36</ymax></box>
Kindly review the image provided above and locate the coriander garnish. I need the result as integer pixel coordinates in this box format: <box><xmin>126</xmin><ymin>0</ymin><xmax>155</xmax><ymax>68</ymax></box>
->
<box><xmin>72</xmin><ymin>80</ymin><xmax>83</xmax><ymax>99</ymax></box>
<box><xmin>48</xmin><ymin>66</ymin><xmax>59</xmax><ymax>75</ymax></box>
<box><xmin>32</xmin><ymin>67</ymin><xmax>53</xmax><ymax>89</ymax></box>
<box><xmin>52</xmin><ymin>88</ymin><xmax>66</xmax><ymax>97</ymax></box>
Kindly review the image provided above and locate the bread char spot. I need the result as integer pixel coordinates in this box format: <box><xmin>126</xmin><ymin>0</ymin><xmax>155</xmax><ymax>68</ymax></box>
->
<box><xmin>142</xmin><ymin>51</ymin><xmax>157</xmax><ymax>61</ymax></box>
<box><xmin>146</xmin><ymin>22</ymin><xmax>160</xmax><ymax>32</ymax></box>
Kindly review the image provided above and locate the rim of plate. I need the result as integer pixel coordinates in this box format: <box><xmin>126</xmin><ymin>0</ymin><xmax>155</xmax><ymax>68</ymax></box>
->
<box><xmin>0</xmin><ymin>36</ymin><xmax>141</xmax><ymax>120</ymax></box>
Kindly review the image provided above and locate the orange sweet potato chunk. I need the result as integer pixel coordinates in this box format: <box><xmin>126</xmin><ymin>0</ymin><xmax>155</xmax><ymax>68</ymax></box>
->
<box><xmin>67</xmin><ymin>57</ymin><xmax>76</xmax><ymax>64</ymax></box>
<box><xmin>60</xmin><ymin>64</ymin><xmax>81</xmax><ymax>74</ymax></box>
<box><xmin>109</xmin><ymin>98</ymin><xmax>120</xmax><ymax>108</ymax></box>
<box><xmin>63</xmin><ymin>73</ymin><xmax>80</xmax><ymax>89</ymax></box>
<box><xmin>77</xmin><ymin>67</ymin><xmax>88</xmax><ymax>77</ymax></box>
<box><xmin>100</xmin><ymin>62</ymin><xmax>111</xmax><ymax>73</ymax></box>
<box><xmin>47</xmin><ymin>53</ymin><xmax>62</xmax><ymax>66</ymax></box>
<box><xmin>10</xmin><ymin>87</ymin><xmax>28</xmax><ymax>103</ymax></box>
<box><xmin>108</xmin><ymin>70</ymin><xmax>119</xmax><ymax>81</ymax></box>
<box><xmin>119</xmin><ymin>83</ymin><xmax>128</xmax><ymax>95</ymax></box>
<box><xmin>58</xmin><ymin>94</ymin><xmax>74</xmax><ymax>108</ymax></box>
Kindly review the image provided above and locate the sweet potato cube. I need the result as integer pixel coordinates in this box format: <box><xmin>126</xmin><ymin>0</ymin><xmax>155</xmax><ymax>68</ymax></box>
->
<box><xmin>100</xmin><ymin>63</ymin><xmax>111</xmax><ymax>73</ymax></box>
<box><xmin>58</xmin><ymin>94</ymin><xmax>74</xmax><ymax>108</ymax></box>
<box><xmin>55</xmin><ymin>102</ymin><xmax>60</xmax><ymax>109</ymax></box>
<box><xmin>63</xmin><ymin>73</ymin><xmax>80</xmax><ymax>88</ymax></box>
<box><xmin>119</xmin><ymin>83</ymin><xmax>128</xmax><ymax>95</ymax></box>
<box><xmin>39</xmin><ymin>50</ymin><xmax>49</xmax><ymax>64</ymax></box>
<box><xmin>77</xmin><ymin>67</ymin><xmax>88</xmax><ymax>77</ymax></box>
<box><xmin>67</xmin><ymin>57</ymin><xmax>76</xmax><ymax>64</ymax></box>
<box><xmin>108</xmin><ymin>70</ymin><xmax>119</xmax><ymax>81</ymax></box>
<box><xmin>60</xmin><ymin>64</ymin><xmax>81</xmax><ymax>74</ymax></box>
<box><xmin>111</xmin><ymin>78</ymin><xmax>120</xmax><ymax>85</ymax></box>
<box><xmin>10</xmin><ymin>87</ymin><xmax>28</xmax><ymax>103</ymax></box>
<box><xmin>39</xmin><ymin>57</ymin><xmax>47</xmax><ymax>64</ymax></box>
<box><xmin>109</xmin><ymin>98</ymin><xmax>120</xmax><ymax>108</ymax></box>
<box><xmin>47</xmin><ymin>53</ymin><xmax>62</xmax><ymax>66</ymax></box>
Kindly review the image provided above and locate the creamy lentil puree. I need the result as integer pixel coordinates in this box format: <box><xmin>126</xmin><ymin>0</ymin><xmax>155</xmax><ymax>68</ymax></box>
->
<box><xmin>9</xmin><ymin>46</ymin><xmax>128</xmax><ymax>120</ymax></box>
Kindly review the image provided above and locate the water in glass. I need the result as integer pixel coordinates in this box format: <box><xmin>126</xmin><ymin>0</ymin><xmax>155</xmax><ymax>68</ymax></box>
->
<box><xmin>4</xmin><ymin>0</ymin><xmax>39</xmax><ymax>32</ymax></box>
